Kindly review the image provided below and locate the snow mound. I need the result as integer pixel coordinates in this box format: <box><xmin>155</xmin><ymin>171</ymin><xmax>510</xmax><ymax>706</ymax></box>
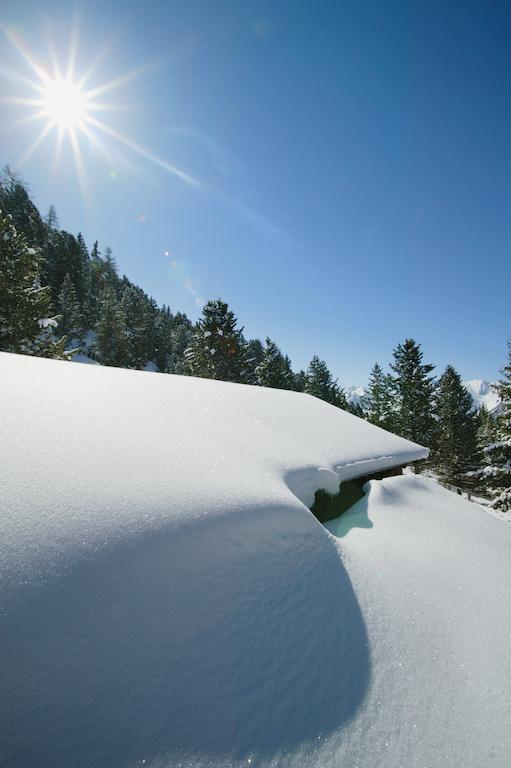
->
<box><xmin>326</xmin><ymin>475</ymin><xmax>511</xmax><ymax>766</ymax></box>
<box><xmin>463</xmin><ymin>378</ymin><xmax>501</xmax><ymax>414</ymax></box>
<box><xmin>3</xmin><ymin>353</ymin><xmax>510</xmax><ymax>767</ymax></box>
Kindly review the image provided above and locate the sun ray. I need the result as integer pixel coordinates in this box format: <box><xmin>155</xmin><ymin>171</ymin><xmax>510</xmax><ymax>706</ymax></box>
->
<box><xmin>66</xmin><ymin>15</ymin><xmax>80</xmax><ymax>82</ymax></box>
<box><xmin>86</xmin><ymin>114</ymin><xmax>202</xmax><ymax>187</ymax></box>
<box><xmin>18</xmin><ymin>121</ymin><xmax>54</xmax><ymax>166</ymax></box>
<box><xmin>1</xmin><ymin>110</ymin><xmax>48</xmax><ymax>132</ymax></box>
<box><xmin>0</xmin><ymin>96</ymin><xmax>45</xmax><ymax>107</ymax></box>
<box><xmin>69</xmin><ymin>126</ymin><xmax>89</xmax><ymax>203</ymax></box>
<box><xmin>0</xmin><ymin>63</ymin><xmax>46</xmax><ymax>93</ymax></box>
<box><xmin>1</xmin><ymin>20</ymin><xmax>201</xmax><ymax>201</ymax></box>
<box><xmin>0</xmin><ymin>23</ymin><xmax>50</xmax><ymax>87</ymax></box>
<box><xmin>50</xmin><ymin>125</ymin><xmax>65</xmax><ymax>181</ymax></box>
<box><xmin>83</xmin><ymin>61</ymin><xmax>157</xmax><ymax>100</ymax></box>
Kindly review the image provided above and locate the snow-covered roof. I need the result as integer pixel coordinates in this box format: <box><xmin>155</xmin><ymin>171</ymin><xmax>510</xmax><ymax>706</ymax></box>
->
<box><xmin>1</xmin><ymin>351</ymin><xmax>427</xmax><ymax>588</ymax></box>
<box><xmin>5</xmin><ymin>353</ymin><xmax>510</xmax><ymax>768</ymax></box>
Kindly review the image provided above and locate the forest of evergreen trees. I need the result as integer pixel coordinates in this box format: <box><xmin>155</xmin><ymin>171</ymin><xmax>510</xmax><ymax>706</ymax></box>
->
<box><xmin>1</xmin><ymin>168</ymin><xmax>509</xmax><ymax>510</ymax></box>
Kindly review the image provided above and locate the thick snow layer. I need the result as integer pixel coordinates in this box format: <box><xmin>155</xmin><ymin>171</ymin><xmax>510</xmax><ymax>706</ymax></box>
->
<box><xmin>325</xmin><ymin>475</ymin><xmax>511</xmax><ymax>767</ymax></box>
<box><xmin>3</xmin><ymin>353</ymin><xmax>509</xmax><ymax>767</ymax></box>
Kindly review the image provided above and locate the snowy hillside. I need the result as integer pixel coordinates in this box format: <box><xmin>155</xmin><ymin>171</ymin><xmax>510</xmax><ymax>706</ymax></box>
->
<box><xmin>463</xmin><ymin>378</ymin><xmax>501</xmax><ymax>413</ymax></box>
<box><xmin>1</xmin><ymin>352</ymin><xmax>510</xmax><ymax>768</ymax></box>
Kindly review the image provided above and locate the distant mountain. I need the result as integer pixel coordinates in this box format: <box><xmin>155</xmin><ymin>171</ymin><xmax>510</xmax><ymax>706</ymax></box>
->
<box><xmin>345</xmin><ymin>385</ymin><xmax>368</xmax><ymax>409</ymax></box>
<box><xmin>346</xmin><ymin>379</ymin><xmax>501</xmax><ymax>416</ymax></box>
<box><xmin>462</xmin><ymin>379</ymin><xmax>501</xmax><ymax>414</ymax></box>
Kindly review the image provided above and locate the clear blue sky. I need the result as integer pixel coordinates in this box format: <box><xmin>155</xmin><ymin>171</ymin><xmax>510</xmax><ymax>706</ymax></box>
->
<box><xmin>1</xmin><ymin>0</ymin><xmax>510</xmax><ymax>384</ymax></box>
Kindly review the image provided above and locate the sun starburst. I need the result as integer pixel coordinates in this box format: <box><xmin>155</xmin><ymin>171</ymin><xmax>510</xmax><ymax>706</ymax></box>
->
<box><xmin>0</xmin><ymin>22</ymin><xmax>200</xmax><ymax>197</ymax></box>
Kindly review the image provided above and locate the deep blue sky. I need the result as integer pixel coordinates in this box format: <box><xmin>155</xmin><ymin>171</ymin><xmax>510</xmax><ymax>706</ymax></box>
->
<box><xmin>1</xmin><ymin>0</ymin><xmax>510</xmax><ymax>384</ymax></box>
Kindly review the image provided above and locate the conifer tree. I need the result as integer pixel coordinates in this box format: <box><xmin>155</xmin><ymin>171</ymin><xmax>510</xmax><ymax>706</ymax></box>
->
<box><xmin>293</xmin><ymin>369</ymin><xmax>307</xmax><ymax>392</ymax></box>
<box><xmin>305</xmin><ymin>356</ymin><xmax>347</xmax><ymax>407</ymax></box>
<box><xmin>45</xmin><ymin>205</ymin><xmax>59</xmax><ymax>230</ymax></box>
<box><xmin>433</xmin><ymin>365</ymin><xmax>479</xmax><ymax>489</ymax></box>
<box><xmin>185</xmin><ymin>299</ymin><xmax>246</xmax><ymax>382</ymax></box>
<box><xmin>57</xmin><ymin>273</ymin><xmax>83</xmax><ymax>341</ymax></box>
<box><xmin>478</xmin><ymin>342</ymin><xmax>511</xmax><ymax>511</ymax></box>
<box><xmin>390</xmin><ymin>338</ymin><xmax>436</xmax><ymax>447</ymax></box>
<box><xmin>244</xmin><ymin>338</ymin><xmax>265</xmax><ymax>384</ymax></box>
<box><xmin>0</xmin><ymin>208</ymin><xmax>67</xmax><ymax>358</ymax></box>
<box><xmin>255</xmin><ymin>338</ymin><xmax>293</xmax><ymax>389</ymax></box>
<box><xmin>95</xmin><ymin>286</ymin><xmax>127</xmax><ymax>367</ymax></box>
<box><xmin>364</xmin><ymin>362</ymin><xmax>397</xmax><ymax>431</ymax></box>
<box><xmin>121</xmin><ymin>283</ymin><xmax>155</xmax><ymax>369</ymax></box>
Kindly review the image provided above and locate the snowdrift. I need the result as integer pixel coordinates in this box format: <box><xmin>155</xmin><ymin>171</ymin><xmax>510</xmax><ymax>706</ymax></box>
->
<box><xmin>1</xmin><ymin>353</ymin><xmax>509</xmax><ymax>767</ymax></box>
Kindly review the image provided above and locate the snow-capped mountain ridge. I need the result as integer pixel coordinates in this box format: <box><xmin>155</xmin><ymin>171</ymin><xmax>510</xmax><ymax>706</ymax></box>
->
<box><xmin>346</xmin><ymin>379</ymin><xmax>501</xmax><ymax>414</ymax></box>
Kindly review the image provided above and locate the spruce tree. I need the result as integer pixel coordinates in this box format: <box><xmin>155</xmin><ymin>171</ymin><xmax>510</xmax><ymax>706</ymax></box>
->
<box><xmin>292</xmin><ymin>369</ymin><xmax>307</xmax><ymax>392</ymax></box>
<box><xmin>305</xmin><ymin>356</ymin><xmax>346</xmax><ymax>407</ymax></box>
<box><xmin>255</xmin><ymin>338</ymin><xmax>293</xmax><ymax>389</ymax></box>
<box><xmin>478</xmin><ymin>342</ymin><xmax>511</xmax><ymax>510</ymax></box>
<box><xmin>390</xmin><ymin>338</ymin><xmax>436</xmax><ymax>447</ymax></box>
<box><xmin>57</xmin><ymin>273</ymin><xmax>83</xmax><ymax>341</ymax></box>
<box><xmin>364</xmin><ymin>362</ymin><xmax>397</xmax><ymax>431</ymax></box>
<box><xmin>433</xmin><ymin>365</ymin><xmax>479</xmax><ymax>489</ymax></box>
<box><xmin>95</xmin><ymin>286</ymin><xmax>127</xmax><ymax>367</ymax></box>
<box><xmin>244</xmin><ymin>338</ymin><xmax>265</xmax><ymax>385</ymax></box>
<box><xmin>185</xmin><ymin>299</ymin><xmax>246</xmax><ymax>382</ymax></box>
<box><xmin>121</xmin><ymin>283</ymin><xmax>154</xmax><ymax>369</ymax></box>
<box><xmin>0</xmin><ymin>208</ymin><xmax>67</xmax><ymax>358</ymax></box>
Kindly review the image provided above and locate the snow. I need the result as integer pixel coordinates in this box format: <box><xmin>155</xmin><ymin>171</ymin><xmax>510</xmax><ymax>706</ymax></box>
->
<box><xmin>2</xmin><ymin>352</ymin><xmax>510</xmax><ymax>767</ymax></box>
<box><xmin>346</xmin><ymin>384</ymin><xmax>367</xmax><ymax>408</ymax></box>
<box><xmin>463</xmin><ymin>378</ymin><xmax>501</xmax><ymax>414</ymax></box>
<box><xmin>347</xmin><ymin>378</ymin><xmax>502</xmax><ymax>415</ymax></box>
<box><xmin>37</xmin><ymin>317</ymin><xmax>58</xmax><ymax>329</ymax></box>
<box><xmin>325</xmin><ymin>475</ymin><xmax>511</xmax><ymax>766</ymax></box>
<box><xmin>70</xmin><ymin>351</ymin><xmax>99</xmax><ymax>365</ymax></box>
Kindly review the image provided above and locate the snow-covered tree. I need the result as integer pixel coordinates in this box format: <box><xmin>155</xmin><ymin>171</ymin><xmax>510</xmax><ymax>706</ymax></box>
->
<box><xmin>305</xmin><ymin>356</ymin><xmax>348</xmax><ymax>408</ymax></box>
<box><xmin>363</xmin><ymin>362</ymin><xmax>397</xmax><ymax>431</ymax></box>
<box><xmin>391</xmin><ymin>338</ymin><xmax>436</xmax><ymax>447</ymax></box>
<box><xmin>478</xmin><ymin>342</ymin><xmax>511</xmax><ymax>511</ymax></box>
<box><xmin>0</xmin><ymin>208</ymin><xmax>67</xmax><ymax>359</ymax></box>
<box><xmin>255</xmin><ymin>338</ymin><xmax>293</xmax><ymax>389</ymax></box>
<box><xmin>433</xmin><ymin>365</ymin><xmax>479</xmax><ymax>489</ymax></box>
<box><xmin>185</xmin><ymin>299</ymin><xmax>246</xmax><ymax>382</ymax></box>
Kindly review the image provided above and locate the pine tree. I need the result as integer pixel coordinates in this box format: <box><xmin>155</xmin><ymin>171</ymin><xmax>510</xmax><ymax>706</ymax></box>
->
<box><xmin>478</xmin><ymin>342</ymin><xmax>511</xmax><ymax>511</ymax></box>
<box><xmin>305</xmin><ymin>356</ymin><xmax>346</xmax><ymax>407</ymax></box>
<box><xmin>390</xmin><ymin>339</ymin><xmax>436</xmax><ymax>447</ymax></box>
<box><xmin>185</xmin><ymin>299</ymin><xmax>246</xmax><ymax>382</ymax></box>
<box><xmin>433</xmin><ymin>365</ymin><xmax>479</xmax><ymax>489</ymax></box>
<box><xmin>0</xmin><ymin>169</ymin><xmax>46</xmax><ymax>247</ymax></box>
<box><xmin>121</xmin><ymin>283</ymin><xmax>155</xmax><ymax>369</ymax></box>
<box><xmin>363</xmin><ymin>362</ymin><xmax>397</xmax><ymax>431</ymax></box>
<box><xmin>255</xmin><ymin>338</ymin><xmax>293</xmax><ymax>389</ymax></box>
<box><xmin>292</xmin><ymin>369</ymin><xmax>307</xmax><ymax>392</ymax></box>
<box><xmin>57</xmin><ymin>273</ymin><xmax>83</xmax><ymax>341</ymax></box>
<box><xmin>45</xmin><ymin>205</ymin><xmax>59</xmax><ymax>230</ymax></box>
<box><xmin>95</xmin><ymin>286</ymin><xmax>127</xmax><ymax>367</ymax></box>
<box><xmin>244</xmin><ymin>338</ymin><xmax>265</xmax><ymax>385</ymax></box>
<box><xmin>0</xmin><ymin>208</ymin><xmax>67</xmax><ymax>359</ymax></box>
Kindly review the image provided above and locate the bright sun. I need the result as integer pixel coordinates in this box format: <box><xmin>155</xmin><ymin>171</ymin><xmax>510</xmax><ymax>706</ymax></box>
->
<box><xmin>41</xmin><ymin>76</ymin><xmax>89</xmax><ymax>130</ymax></box>
<box><xmin>1</xmin><ymin>23</ymin><xmax>199</xmax><ymax>193</ymax></box>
